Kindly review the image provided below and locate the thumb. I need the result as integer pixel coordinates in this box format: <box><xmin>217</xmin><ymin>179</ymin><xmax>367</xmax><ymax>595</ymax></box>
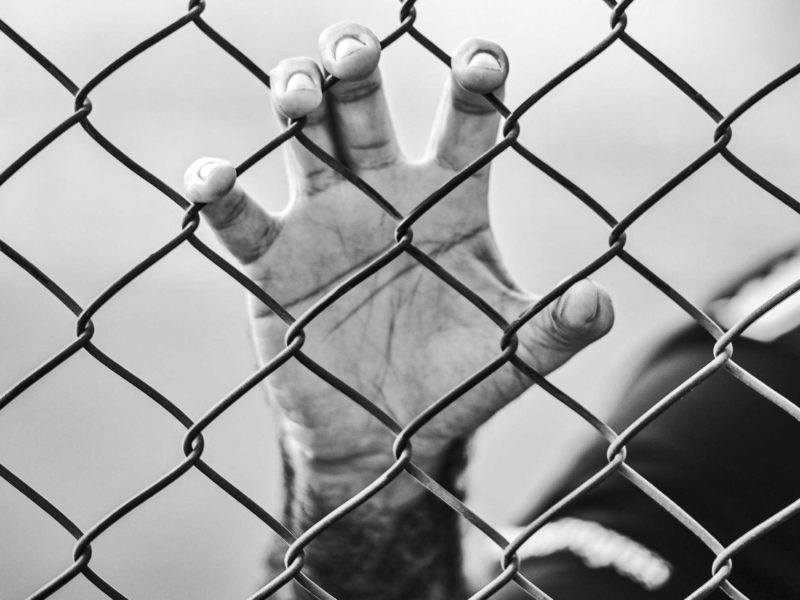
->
<box><xmin>184</xmin><ymin>157</ymin><xmax>279</xmax><ymax>265</ymax></box>
<box><xmin>514</xmin><ymin>279</ymin><xmax>614</xmax><ymax>375</ymax></box>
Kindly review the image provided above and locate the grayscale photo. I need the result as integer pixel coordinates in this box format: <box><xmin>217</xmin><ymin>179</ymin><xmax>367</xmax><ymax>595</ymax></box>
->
<box><xmin>1</xmin><ymin>1</ymin><xmax>799</xmax><ymax>598</ymax></box>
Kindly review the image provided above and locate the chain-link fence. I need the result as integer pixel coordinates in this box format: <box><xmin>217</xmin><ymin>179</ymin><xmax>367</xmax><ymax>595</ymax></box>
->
<box><xmin>2</xmin><ymin>1</ymin><xmax>800</xmax><ymax>599</ymax></box>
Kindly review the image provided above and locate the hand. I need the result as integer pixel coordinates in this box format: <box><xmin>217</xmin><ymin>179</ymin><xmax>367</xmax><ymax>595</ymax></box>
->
<box><xmin>184</xmin><ymin>23</ymin><xmax>614</xmax><ymax>484</ymax></box>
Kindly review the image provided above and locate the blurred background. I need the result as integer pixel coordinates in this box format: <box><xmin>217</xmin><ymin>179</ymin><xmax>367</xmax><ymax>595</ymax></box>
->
<box><xmin>1</xmin><ymin>0</ymin><xmax>799</xmax><ymax>598</ymax></box>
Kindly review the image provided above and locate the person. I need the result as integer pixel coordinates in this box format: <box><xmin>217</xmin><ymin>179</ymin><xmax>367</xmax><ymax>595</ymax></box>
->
<box><xmin>183</xmin><ymin>22</ymin><xmax>800</xmax><ymax>600</ymax></box>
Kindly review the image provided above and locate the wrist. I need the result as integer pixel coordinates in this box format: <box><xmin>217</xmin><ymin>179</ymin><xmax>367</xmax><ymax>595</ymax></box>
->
<box><xmin>281</xmin><ymin>433</ymin><xmax>447</xmax><ymax>510</ymax></box>
<box><xmin>273</xmin><ymin>435</ymin><xmax>470</xmax><ymax>600</ymax></box>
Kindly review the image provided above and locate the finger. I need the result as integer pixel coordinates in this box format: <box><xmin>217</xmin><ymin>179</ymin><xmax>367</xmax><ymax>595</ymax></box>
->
<box><xmin>428</xmin><ymin>39</ymin><xmax>509</xmax><ymax>172</ymax></box>
<box><xmin>319</xmin><ymin>22</ymin><xmax>401</xmax><ymax>170</ymax></box>
<box><xmin>515</xmin><ymin>279</ymin><xmax>614</xmax><ymax>375</ymax></box>
<box><xmin>270</xmin><ymin>57</ymin><xmax>341</xmax><ymax>193</ymax></box>
<box><xmin>184</xmin><ymin>157</ymin><xmax>278</xmax><ymax>265</ymax></box>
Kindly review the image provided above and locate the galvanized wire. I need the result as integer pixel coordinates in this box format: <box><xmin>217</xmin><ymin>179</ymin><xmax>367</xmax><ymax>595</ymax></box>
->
<box><xmin>1</xmin><ymin>1</ymin><xmax>799</xmax><ymax>599</ymax></box>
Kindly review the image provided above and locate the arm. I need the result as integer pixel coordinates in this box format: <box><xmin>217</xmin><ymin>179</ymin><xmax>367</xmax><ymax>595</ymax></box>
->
<box><xmin>270</xmin><ymin>436</ymin><xmax>469</xmax><ymax>600</ymax></box>
<box><xmin>184</xmin><ymin>22</ymin><xmax>614</xmax><ymax>599</ymax></box>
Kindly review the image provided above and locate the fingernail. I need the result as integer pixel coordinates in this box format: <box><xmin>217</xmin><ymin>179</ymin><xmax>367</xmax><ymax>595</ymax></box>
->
<box><xmin>557</xmin><ymin>281</ymin><xmax>600</xmax><ymax>327</ymax></box>
<box><xmin>334</xmin><ymin>36</ymin><xmax>365</xmax><ymax>60</ymax></box>
<box><xmin>468</xmin><ymin>51</ymin><xmax>501</xmax><ymax>71</ymax></box>
<box><xmin>286</xmin><ymin>72</ymin><xmax>317</xmax><ymax>92</ymax></box>
<box><xmin>198</xmin><ymin>161</ymin><xmax>219</xmax><ymax>181</ymax></box>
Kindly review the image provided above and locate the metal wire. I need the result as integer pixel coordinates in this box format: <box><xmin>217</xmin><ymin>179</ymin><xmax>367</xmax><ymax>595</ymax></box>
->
<box><xmin>1</xmin><ymin>1</ymin><xmax>799</xmax><ymax>599</ymax></box>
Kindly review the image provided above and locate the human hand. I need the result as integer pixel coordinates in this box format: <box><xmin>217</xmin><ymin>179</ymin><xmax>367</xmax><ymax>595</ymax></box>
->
<box><xmin>184</xmin><ymin>22</ymin><xmax>613</xmax><ymax>488</ymax></box>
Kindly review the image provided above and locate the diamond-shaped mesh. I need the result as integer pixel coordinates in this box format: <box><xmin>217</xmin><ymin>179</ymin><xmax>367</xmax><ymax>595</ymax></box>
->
<box><xmin>2</xmin><ymin>1</ymin><xmax>799</xmax><ymax>599</ymax></box>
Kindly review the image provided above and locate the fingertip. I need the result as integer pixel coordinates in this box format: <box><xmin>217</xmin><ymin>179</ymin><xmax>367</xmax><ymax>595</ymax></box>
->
<box><xmin>451</xmin><ymin>39</ymin><xmax>509</xmax><ymax>94</ymax></box>
<box><xmin>185</xmin><ymin>157</ymin><xmax>236</xmax><ymax>204</ymax></box>
<box><xmin>319</xmin><ymin>21</ymin><xmax>381</xmax><ymax>80</ymax></box>
<box><xmin>518</xmin><ymin>279</ymin><xmax>614</xmax><ymax>375</ymax></box>
<box><xmin>201</xmin><ymin>160</ymin><xmax>237</xmax><ymax>198</ymax></box>
<box><xmin>271</xmin><ymin>58</ymin><xmax>324</xmax><ymax>120</ymax></box>
<box><xmin>595</xmin><ymin>285</ymin><xmax>615</xmax><ymax>335</ymax></box>
<box><xmin>555</xmin><ymin>279</ymin><xmax>614</xmax><ymax>336</ymax></box>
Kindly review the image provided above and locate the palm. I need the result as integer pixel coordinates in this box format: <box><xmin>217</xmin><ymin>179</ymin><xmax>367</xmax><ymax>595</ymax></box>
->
<box><xmin>250</xmin><ymin>163</ymin><xmax>525</xmax><ymax>459</ymax></box>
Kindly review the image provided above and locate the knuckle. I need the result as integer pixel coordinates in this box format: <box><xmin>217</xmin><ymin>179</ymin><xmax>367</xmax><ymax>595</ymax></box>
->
<box><xmin>351</xmin><ymin>152</ymin><xmax>398</xmax><ymax>172</ymax></box>
<box><xmin>304</xmin><ymin>169</ymin><xmax>343</xmax><ymax>195</ymax></box>
<box><xmin>330</xmin><ymin>78</ymin><xmax>382</xmax><ymax>103</ymax></box>
<box><xmin>450</xmin><ymin>93</ymin><xmax>496</xmax><ymax>115</ymax></box>
<box><xmin>208</xmin><ymin>192</ymin><xmax>247</xmax><ymax>230</ymax></box>
<box><xmin>537</xmin><ymin>310</ymin><xmax>591</xmax><ymax>352</ymax></box>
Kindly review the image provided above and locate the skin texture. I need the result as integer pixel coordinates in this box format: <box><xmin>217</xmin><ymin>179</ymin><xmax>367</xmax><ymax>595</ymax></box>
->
<box><xmin>184</xmin><ymin>22</ymin><xmax>614</xmax><ymax>598</ymax></box>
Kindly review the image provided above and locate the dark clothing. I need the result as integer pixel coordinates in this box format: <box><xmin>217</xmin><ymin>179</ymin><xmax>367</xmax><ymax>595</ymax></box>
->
<box><xmin>499</xmin><ymin>328</ymin><xmax>800</xmax><ymax>599</ymax></box>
